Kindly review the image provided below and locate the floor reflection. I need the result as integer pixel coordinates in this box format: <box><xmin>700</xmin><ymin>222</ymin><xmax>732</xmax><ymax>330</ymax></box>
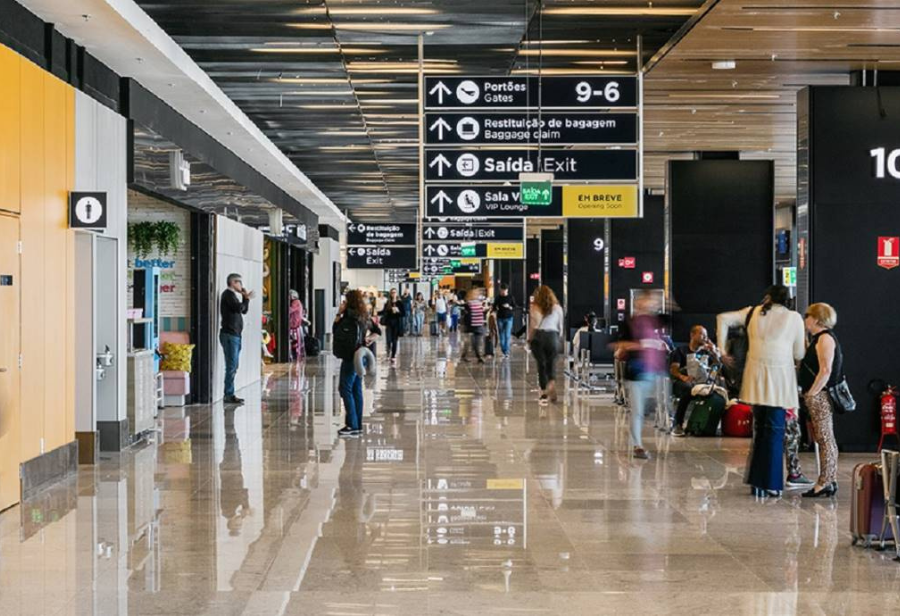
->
<box><xmin>1</xmin><ymin>336</ymin><xmax>900</xmax><ymax>615</ymax></box>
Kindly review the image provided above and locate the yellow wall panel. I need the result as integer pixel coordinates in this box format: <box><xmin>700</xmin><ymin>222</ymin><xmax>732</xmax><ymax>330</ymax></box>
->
<box><xmin>42</xmin><ymin>73</ymin><xmax>70</xmax><ymax>452</ymax></box>
<box><xmin>0</xmin><ymin>45</ymin><xmax>21</xmax><ymax>214</ymax></box>
<box><xmin>65</xmin><ymin>86</ymin><xmax>76</xmax><ymax>442</ymax></box>
<box><xmin>19</xmin><ymin>59</ymin><xmax>47</xmax><ymax>462</ymax></box>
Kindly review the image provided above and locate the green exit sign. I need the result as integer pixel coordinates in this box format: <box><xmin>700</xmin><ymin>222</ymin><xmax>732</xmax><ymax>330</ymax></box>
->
<box><xmin>460</xmin><ymin>244</ymin><xmax>477</xmax><ymax>257</ymax></box>
<box><xmin>521</xmin><ymin>181</ymin><xmax>552</xmax><ymax>206</ymax></box>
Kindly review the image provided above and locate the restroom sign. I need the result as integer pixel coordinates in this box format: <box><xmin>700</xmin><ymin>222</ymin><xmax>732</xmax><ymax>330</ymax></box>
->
<box><xmin>69</xmin><ymin>192</ymin><xmax>107</xmax><ymax>230</ymax></box>
<box><xmin>878</xmin><ymin>236</ymin><xmax>899</xmax><ymax>270</ymax></box>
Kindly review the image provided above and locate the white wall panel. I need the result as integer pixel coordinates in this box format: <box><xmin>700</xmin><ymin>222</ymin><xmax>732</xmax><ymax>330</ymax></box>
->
<box><xmin>214</xmin><ymin>215</ymin><xmax>263</xmax><ymax>401</ymax></box>
<box><xmin>74</xmin><ymin>91</ymin><xmax>128</xmax><ymax>427</ymax></box>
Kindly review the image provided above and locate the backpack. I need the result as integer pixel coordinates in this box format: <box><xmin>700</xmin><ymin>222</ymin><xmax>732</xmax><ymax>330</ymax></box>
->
<box><xmin>304</xmin><ymin>334</ymin><xmax>320</xmax><ymax>358</ymax></box>
<box><xmin>333</xmin><ymin>316</ymin><xmax>363</xmax><ymax>361</ymax></box>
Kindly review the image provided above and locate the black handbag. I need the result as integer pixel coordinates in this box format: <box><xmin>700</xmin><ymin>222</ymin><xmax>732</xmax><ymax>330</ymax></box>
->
<box><xmin>828</xmin><ymin>377</ymin><xmax>857</xmax><ymax>414</ymax></box>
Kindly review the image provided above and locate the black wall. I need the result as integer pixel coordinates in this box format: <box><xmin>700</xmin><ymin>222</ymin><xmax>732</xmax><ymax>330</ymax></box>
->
<box><xmin>799</xmin><ymin>86</ymin><xmax>900</xmax><ymax>451</ymax></box>
<box><xmin>669</xmin><ymin>160</ymin><xmax>774</xmax><ymax>342</ymax></box>
<box><xmin>541</xmin><ymin>228</ymin><xmax>565</xmax><ymax>305</ymax></box>
<box><xmin>566</xmin><ymin>219</ymin><xmax>607</xmax><ymax>331</ymax></box>
<box><xmin>611</xmin><ymin>195</ymin><xmax>665</xmax><ymax>330</ymax></box>
<box><xmin>526</xmin><ymin>237</ymin><xmax>541</xmax><ymax>299</ymax></box>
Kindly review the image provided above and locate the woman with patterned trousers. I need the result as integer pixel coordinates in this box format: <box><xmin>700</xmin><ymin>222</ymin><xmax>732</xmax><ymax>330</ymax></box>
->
<box><xmin>798</xmin><ymin>303</ymin><xmax>842</xmax><ymax>498</ymax></box>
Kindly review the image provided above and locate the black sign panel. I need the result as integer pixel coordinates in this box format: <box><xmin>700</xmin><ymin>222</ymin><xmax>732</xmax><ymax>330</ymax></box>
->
<box><xmin>423</xmin><ymin>222</ymin><xmax>524</xmax><ymax>242</ymax></box>
<box><xmin>425</xmin><ymin>112</ymin><xmax>636</xmax><ymax>146</ymax></box>
<box><xmin>426</xmin><ymin>149</ymin><xmax>636</xmax><ymax>182</ymax></box>
<box><xmin>422</xmin><ymin>258</ymin><xmax>482</xmax><ymax>275</ymax></box>
<box><xmin>425</xmin><ymin>76</ymin><xmax>637</xmax><ymax>109</ymax></box>
<box><xmin>347</xmin><ymin>246</ymin><xmax>417</xmax><ymax>269</ymax></box>
<box><xmin>69</xmin><ymin>192</ymin><xmax>107</xmax><ymax>230</ymax></box>
<box><xmin>347</xmin><ymin>222</ymin><xmax>417</xmax><ymax>246</ymax></box>
<box><xmin>428</xmin><ymin>186</ymin><xmax>563</xmax><ymax>218</ymax></box>
<box><xmin>422</xmin><ymin>243</ymin><xmax>487</xmax><ymax>258</ymax></box>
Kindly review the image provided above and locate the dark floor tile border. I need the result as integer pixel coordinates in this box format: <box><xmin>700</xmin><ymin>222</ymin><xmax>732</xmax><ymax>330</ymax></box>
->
<box><xmin>75</xmin><ymin>431</ymin><xmax>98</xmax><ymax>465</ymax></box>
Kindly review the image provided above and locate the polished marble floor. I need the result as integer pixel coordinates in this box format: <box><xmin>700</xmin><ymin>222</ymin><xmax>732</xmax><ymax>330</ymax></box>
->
<box><xmin>2</xmin><ymin>335</ymin><xmax>900</xmax><ymax>615</ymax></box>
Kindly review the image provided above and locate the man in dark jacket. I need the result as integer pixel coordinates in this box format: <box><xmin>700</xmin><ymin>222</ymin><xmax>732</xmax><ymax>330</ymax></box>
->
<box><xmin>220</xmin><ymin>273</ymin><xmax>255</xmax><ymax>404</ymax></box>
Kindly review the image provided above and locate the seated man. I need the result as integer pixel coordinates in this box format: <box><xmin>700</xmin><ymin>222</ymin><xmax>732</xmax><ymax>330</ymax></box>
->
<box><xmin>571</xmin><ymin>311</ymin><xmax>598</xmax><ymax>357</ymax></box>
<box><xmin>670</xmin><ymin>325</ymin><xmax>721</xmax><ymax>436</ymax></box>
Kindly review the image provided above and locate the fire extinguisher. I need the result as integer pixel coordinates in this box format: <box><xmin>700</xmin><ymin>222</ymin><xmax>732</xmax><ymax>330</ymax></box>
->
<box><xmin>878</xmin><ymin>385</ymin><xmax>899</xmax><ymax>451</ymax></box>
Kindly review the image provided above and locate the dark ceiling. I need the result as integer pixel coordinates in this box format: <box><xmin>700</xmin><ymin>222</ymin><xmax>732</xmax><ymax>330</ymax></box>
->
<box><xmin>135</xmin><ymin>0</ymin><xmax>703</xmax><ymax>222</ymax></box>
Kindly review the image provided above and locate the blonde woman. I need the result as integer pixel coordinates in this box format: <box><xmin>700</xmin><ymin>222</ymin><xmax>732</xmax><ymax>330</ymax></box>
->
<box><xmin>799</xmin><ymin>303</ymin><xmax>842</xmax><ymax>498</ymax></box>
<box><xmin>527</xmin><ymin>286</ymin><xmax>565</xmax><ymax>403</ymax></box>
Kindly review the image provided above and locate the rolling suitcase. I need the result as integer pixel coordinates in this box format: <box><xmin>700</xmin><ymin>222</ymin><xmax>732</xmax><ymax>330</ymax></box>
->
<box><xmin>483</xmin><ymin>337</ymin><xmax>495</xmax><ymax>357</ymax></box>
<box><xmin>850</xmin><ymin>462</ymin><xmax>893</xmax><ymax>547</ymax></box>
<box><xmin>722</xmin><ymin>402</ymin><xmax>753</xmax><ymax>437</ymax></box>
<box><xmin>430</xmin><ymin>320</ymin><xmax>439</xmax><ymax>336</ymax></box>
<box><xmin>685</xmin><ymin>392</ymin><xmax>727</xmax><ymax>436</ymax></box>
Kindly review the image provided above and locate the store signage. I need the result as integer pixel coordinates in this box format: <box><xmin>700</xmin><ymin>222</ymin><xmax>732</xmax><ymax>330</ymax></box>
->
<box><xmin>427</xmin><ymin>186</ymin><xmax>563</xmax><ymax>218</ymax></box>
<box><xmin>619</xmin><ymin>257</ymin><xmax>636</xmax><ymax>269</ymax></box>
<box><xmin>423</xmin><ymin>221</ymin><xmax>524</xmax><ymax>242</ymax></box>
<box><xmin>69</xmin><ymin>192</ymin><xmax>107</xmax><ymax>230</ymax></box>
<box><xmin>782</xmin><ymin>266</ymin><xmax>798</xmax><ymax>287</ymax></box>
<box><xmin>424</xmin><ymin>76</ymin><xmax>637</xmax><ymax>109</ymax></box>
<box><xmin>642</xmin><ymin>272</ymin><xmax>655</xmax><ymax>284</ymax></box>
<box><xmin>347</xmin><ymin>222</ymin><xmax>417</xmax><ymax>246</ymax></box>
<box><xmin>562</xmin><ymin>185</ymin><xmax>639</xmax><ymax>218</ymax></box>
<box><xmin>422</xmin><ymin>242</ymin><xmax>524</xmax><ymax>260</ymax></box>
<box><xmin>425</xmin><ymin>112</ymin><xmax>636</xmax><ymax>146</ymax></box>
<box><xmin>426</xmin><ymin>149</ymin><xmax>637</xmax><ymax>182</ymax></box>
<box><xmin>878</xmin><ymin>236</ymin><xmax>899</xmax><ymax>270</ymax></box>
<box><xmin>347</xmin><ymin>246</ymin><xmax>417</xmax><ymax>270</ymax></box>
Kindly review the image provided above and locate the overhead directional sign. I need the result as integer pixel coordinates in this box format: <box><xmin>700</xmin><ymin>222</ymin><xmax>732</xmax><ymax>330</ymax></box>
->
<box><xmin>426</xmin><ymin>149</ymin><xmax>637</xmax><ymax>182</ymax></box>
<box><xmin>423</xmin><ymin>243</ymin><xmax>485</xmax><ymax>258</ymax></box>
<box><xmin>347</xmin><ymin>246</ymin><xmax>417</xmax><ymax>269</ymax></box>
<box><xmin>425</xmin><ymin>112</ymin><xmax>637</xmax><ymax>146</ymax></box>
<box><xmin>347</xmin><ymin>222</ymin><xmax>417</xmax><ymax>246</ymax></box>
<box><xmin>428</xmin><ymin>185</ymin><xmax>564</xmax><ymax>217</ymax></box>
<box><xmin>425</xmin><ymin>76</ymin><xmax>638</xmax><ymax>109</ymax></box>
<box><xmin>422</xmin><ymin>258</ymin><xmax>482</xmax><ymax>275</ymax></box>
<box><xmin>422</xmin><ymin>221</ymin><xmax>524</xmax><ymax>242</ymax></box>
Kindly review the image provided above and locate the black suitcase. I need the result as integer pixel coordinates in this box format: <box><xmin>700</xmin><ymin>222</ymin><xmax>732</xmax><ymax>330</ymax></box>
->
<box><xmin>484</xmin><ymin>337</ymin><xmax>495</xmax><ymax>357</ymax></box>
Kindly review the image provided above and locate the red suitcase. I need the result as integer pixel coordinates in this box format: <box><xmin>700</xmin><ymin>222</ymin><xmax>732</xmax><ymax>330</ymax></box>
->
<box><xmin>850</xmin><ymin>462</ymin><xmax>893</xmax><ymax>547</ymax></box>
<box><xmin>722</xmin><ymin>403</ymin><xmax>753</xmax><ymax>437</ymax></box>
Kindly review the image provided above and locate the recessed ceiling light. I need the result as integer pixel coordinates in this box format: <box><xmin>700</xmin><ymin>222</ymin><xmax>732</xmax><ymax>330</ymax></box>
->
<box><xmin>543</xmin><ymin>7</ymin><xmax>697</xmax><ymax>16</ymax></box>
<box><xmin>712</xmin><ymin>60</ymin><xmax>736</xmax><ymax>70</ymax></box>
<box><xmin>328</xmin><ymin>7</ymin><xmax>438</xmax><ymax>15</ymax></box>
<box><xmin>518</xmin><ymin>49</ymin><xmax>634</xmax><ymax>57</ymax></box>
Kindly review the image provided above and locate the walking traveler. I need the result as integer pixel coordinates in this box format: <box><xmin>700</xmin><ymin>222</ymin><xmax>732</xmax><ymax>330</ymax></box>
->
<box><xmin>434</xmin><ymin>291</ymin><xmax>448</xmax><ymax>336</ymax></box>
<box><xmin>412</xmin><ymin>292</ymin><xmax>427</xmax><ymax>336</ymax></box>
<box><xmin>334</xmin><ymin>290</ymin><xmax>381</xmax><ymax>437</ymax></box>
<box><xmin>220</xmin><ymin>273</ymin><xmax>255</xmax><ymax>404</ymax></box>
<box><xmin>450</xmin><ymin>296</ymin><xmax>461</xmax><ymax>332</ymax></box>
<box><xmin>718</xmin><ymin>285</ymin><xmax>805</xmax><ymax>497</ymax></box>
<box><xmin>527</xmin><ymin>285</ymin><xmax>565</xmax><ymax>404</ymax></box>
<box><xmin>799</xmin><ymin>302</ymin><xmax>842</xmax><ymax>498</ymax></box>
<box><xmin>616</xmin><ymin>291</ymin><xmax>666</xmax><ymax>459</ymax></box>
<box><xmin>288</xmin><ymin>289</ymin><xmax>305</xmax><ymax>362</ymax></box>
<box><xmin>380</xmin><ymin>288</ymin><xmax>405</xmax><ymax>363</ymax></box>
<box><xmin>496</xmin><ymin>283</ymin><xmax>517</xmax><ymax>358</ymax></box>
<box><xmin>485</xmin><ymin>302</ymin><xmax>499</xmax><ymax>358</ymax></box>
<box><xmin>401</xmin><ymin>289</ymin><xmax>413</xmax><ymax>335</ymax></box>
<box><xmin>460</xmin><ymin>289</ymin><xmax>486</xmax><ymax>364</ymax></box>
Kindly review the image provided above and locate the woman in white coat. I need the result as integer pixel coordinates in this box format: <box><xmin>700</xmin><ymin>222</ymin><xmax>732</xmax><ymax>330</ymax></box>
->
<box><xmin>718</xmin><ymin>285</ymin><xmax>805</xmax><ymax>497</ymax></box>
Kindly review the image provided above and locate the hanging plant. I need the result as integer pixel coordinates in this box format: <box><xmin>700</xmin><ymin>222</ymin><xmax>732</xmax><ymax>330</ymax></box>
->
<box><xmin>153</xmin><ymin>221</ymin><xmax>181</xmax><ymax>256</ymax></box>
<box><xmin>128</xmin><ymin>222</ymin><xmax>155</xmax><ymax>258</ymax></box>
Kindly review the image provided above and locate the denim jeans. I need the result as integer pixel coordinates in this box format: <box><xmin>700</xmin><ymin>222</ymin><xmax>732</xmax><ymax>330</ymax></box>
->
<box><xmin>219</xmin><ymin>331</ymin><xmax>242</xmax><ymax>397</ymax></box>
<box><xmin>339</xmin><ymin>359</ymin><xmax>363</xmax><ymax>430</ymax></box>
<box><xmin>498</xmin><ymin>317</ymin><xmax>514</xmax><ymax>355</ymax></box>
<box><xmin>747</xmin><ymin>406</ymin><xmax>787</xmax><ymax>492</ymax></box>
<box><xmin>414</xmin><ymin>312</ymin><xmax>425</xmax><ymax>335</ymax></box>
<box><xmin>626</xmin><ymin>374</ymin><xmax>656</xmax><ymax>448</ymax></box>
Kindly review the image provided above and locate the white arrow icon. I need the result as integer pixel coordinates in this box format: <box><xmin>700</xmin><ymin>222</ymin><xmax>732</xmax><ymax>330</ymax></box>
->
<box><xmin>429</xmin><ymin>117</ymin><xmax>452</xmax><ymax>140</ymax></box>
<box><xmin>348</xmin><ymin>223</ymin><xmax>357</xmax><ymax>232</ymax></box>
<box><xmin>424</xmin><ymin>227</ymin><xmax>437</xmax><ymax>238</ymax></box>
<box><xmin>429</xmin><ymin>81</ymin><xmax>451</xmax><ymax>104</ymax></box>
<box><xmin>349</xmin><ymin>248</ymin><xmax>356</xmax><ymax>256</ymax></box>
<box><xmin>430</xmin><ymin>190</ymin><xmax>452</xmax><ymax>213</ymax></box>
<box><xmin>429</xmin><ymin>154</ymin><xmax>451</xmax><ymax>177</ymax></box>
<box><xmin>424</xmin><ymin>245</ymin><xmax>436</xmax><ymax>255</ymax></box>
